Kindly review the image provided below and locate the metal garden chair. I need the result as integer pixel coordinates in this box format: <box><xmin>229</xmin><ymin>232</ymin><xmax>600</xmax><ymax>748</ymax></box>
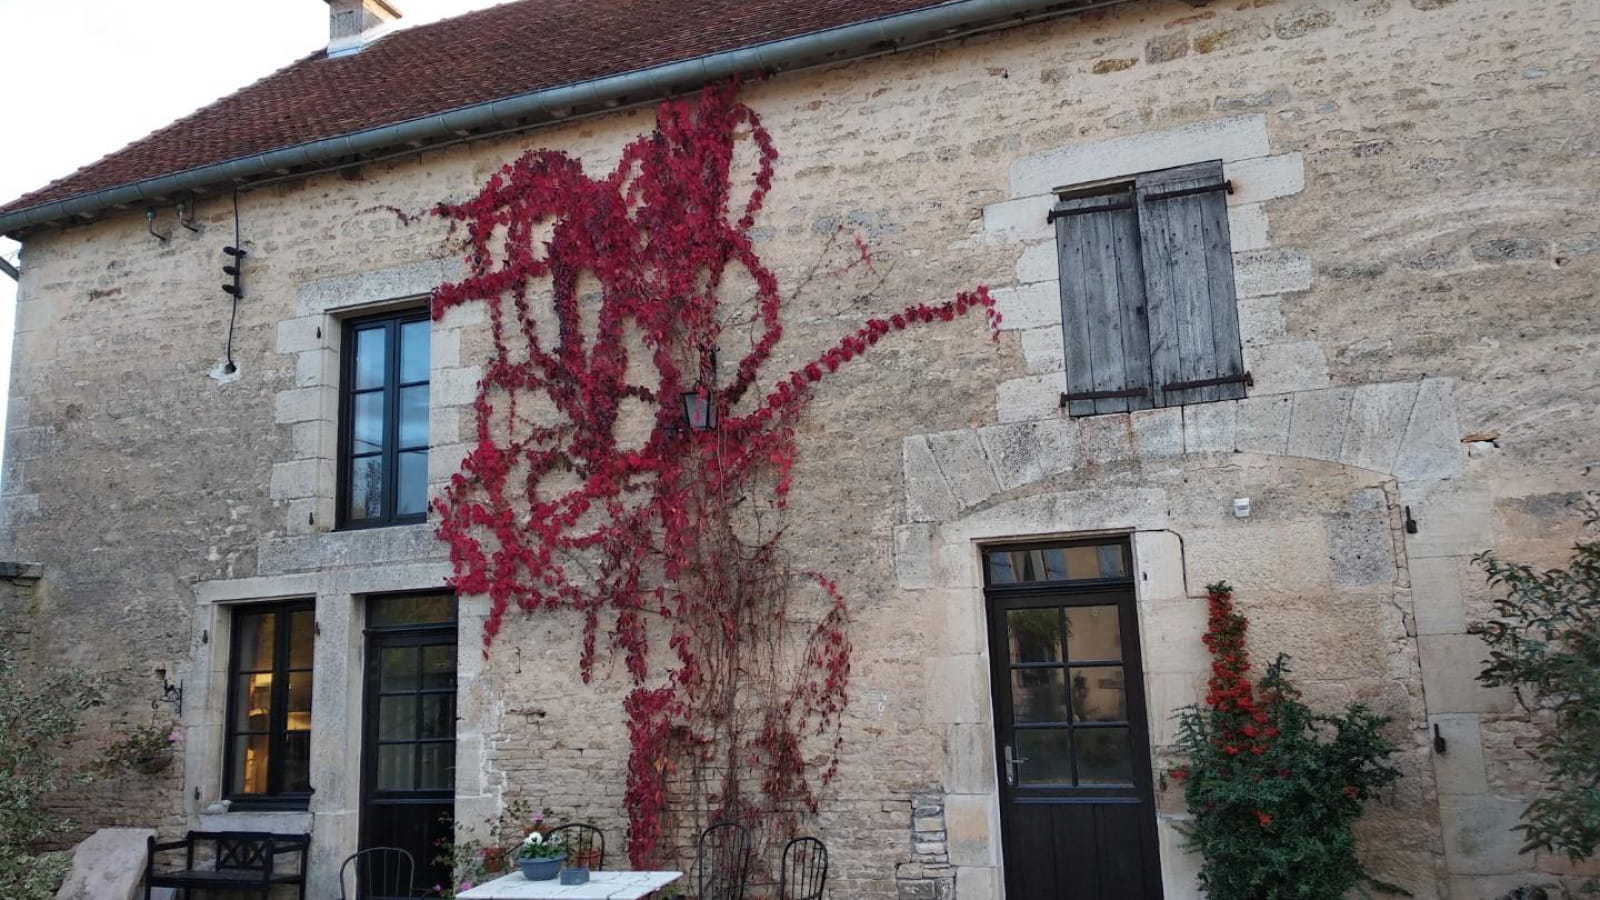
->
<box><xmin>695</xmin><ymin>821</ymin><xmax>752</xmax><ymax>900</ymax></box>
<box><xmin>778</xmin><ymin>837</ymin><xmax>828</xmax><ymax>900</ymax></box>
<box><xmin>338</xmin><ymin>846</ymin><xmax>416</xmax><ymax>900</ymax></box>
<box><xmin>546</xmin><ymin>822</ymin><xmax>606</xmax><ymax>870</ymax></box>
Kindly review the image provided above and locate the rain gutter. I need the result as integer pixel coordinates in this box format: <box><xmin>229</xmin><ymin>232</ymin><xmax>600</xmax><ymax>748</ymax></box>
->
<box><xmin>0</xmin><ymin>0</ymin><xmax>1136</xmax><ymax>239</ymax></box>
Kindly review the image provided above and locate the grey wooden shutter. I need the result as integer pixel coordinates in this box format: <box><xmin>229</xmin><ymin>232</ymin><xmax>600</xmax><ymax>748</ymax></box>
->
<box><xmin>1053</xmin><ymin>186</ymin><xmax>1154</xmax><ymax>417</ymax></box>
<box><xmin>1134</xmin><ymin>160</ymin><xmax>1246</xmax><ymax>407</ymax></box>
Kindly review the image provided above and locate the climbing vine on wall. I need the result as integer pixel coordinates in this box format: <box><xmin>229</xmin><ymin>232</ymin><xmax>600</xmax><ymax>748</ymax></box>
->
<box><xmin>428</xmin><ymin>82</ymin><xmax>999</xmax><ymax>867</ymax></box>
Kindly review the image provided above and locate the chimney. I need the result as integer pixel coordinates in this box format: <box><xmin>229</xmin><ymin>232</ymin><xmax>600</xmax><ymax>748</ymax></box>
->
<box><xmin>326</xmin><ymin>0</ymin><xmax>402</xmax><ymax>57</ymax></box>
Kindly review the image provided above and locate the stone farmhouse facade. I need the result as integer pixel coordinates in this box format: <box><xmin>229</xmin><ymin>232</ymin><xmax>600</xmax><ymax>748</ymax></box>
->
<box><xmin>1</xmin><ymin>0</ymin><xmax>1596</xmax><ymax>897</ymax></box>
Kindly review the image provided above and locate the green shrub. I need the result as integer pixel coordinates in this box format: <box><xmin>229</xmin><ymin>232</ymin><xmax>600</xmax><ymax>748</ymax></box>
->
<box><xmin>0</xmin><ymin>652</ymin><xmax>103</xmax><ymax>900</ymax></box>
<box><xmin>1472</xmin><ymin>498</ymin><xmax>1600</xmax><ymax>864</ymax></box>
<box><xmin>1172</xmin><ymin>583</ymin><xmax>1402</xmax><ymax>900</ymax></box>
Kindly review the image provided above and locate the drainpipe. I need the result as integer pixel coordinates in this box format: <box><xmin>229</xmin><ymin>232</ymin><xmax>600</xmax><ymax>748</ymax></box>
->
<box><xmin>0</xmin><ymin>0</ymin><xmax>1137</xmax><ymax>238</ymax></box>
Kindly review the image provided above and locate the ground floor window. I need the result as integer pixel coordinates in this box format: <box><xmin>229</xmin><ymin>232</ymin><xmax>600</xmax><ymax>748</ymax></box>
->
<box><xmin>224</xmin><ymin>600</ymin><xmax>315</xmax><ymax>807</ymax></box>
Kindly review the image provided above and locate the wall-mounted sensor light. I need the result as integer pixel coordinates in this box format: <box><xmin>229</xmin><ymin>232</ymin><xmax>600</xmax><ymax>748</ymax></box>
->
<box><xmin>1232</xmin><ymin>498</ymin><xmax>1251</xmax><ymax>519</ymax></box>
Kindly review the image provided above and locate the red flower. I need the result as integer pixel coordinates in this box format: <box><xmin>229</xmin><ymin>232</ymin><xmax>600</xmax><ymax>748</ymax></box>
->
<box><xmin>1342</xmin><ymin>785</ymin><xmax>1358</xmax><ymax>799</ymax></box>
<box><xmin>1255</xmin><ymin>810</ymin><xmax>1273</xmax><ymax>827</ymax></box>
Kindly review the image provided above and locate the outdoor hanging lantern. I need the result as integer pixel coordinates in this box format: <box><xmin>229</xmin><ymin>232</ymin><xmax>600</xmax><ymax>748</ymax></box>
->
<box><xmin>680</xmin><ymin>386</ymin><xmax>717</xmax><ymax>431</ymax></box>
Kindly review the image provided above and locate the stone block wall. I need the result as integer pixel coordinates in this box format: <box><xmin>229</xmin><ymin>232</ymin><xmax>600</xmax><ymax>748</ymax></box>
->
<box><xmin>2</xmin><ymin>0</ymin><xmax>1597</xmax><ymax>895</ymax></box>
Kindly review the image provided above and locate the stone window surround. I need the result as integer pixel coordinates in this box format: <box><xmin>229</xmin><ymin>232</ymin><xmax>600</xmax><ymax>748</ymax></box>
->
<box><xmin>273</xmin><ymin>257</ymin><xmax>482</xmax><ymax>537</ymax></box>
<box><xmin>980</xmin><ymin>113</ymin><xmax>1320</xmax><ymax>423</ymax></box>
<box><xmin>181</xmin><ymin>562</ymin><xmax>489</xmax><ymax>898</ymax></box>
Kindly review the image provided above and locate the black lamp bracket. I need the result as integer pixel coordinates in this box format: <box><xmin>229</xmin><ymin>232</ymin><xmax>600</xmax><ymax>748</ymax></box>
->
<box><xmin>153</xmin><ymin>668</ymin><xmax>184</xmax><ymax>717</ymax></box>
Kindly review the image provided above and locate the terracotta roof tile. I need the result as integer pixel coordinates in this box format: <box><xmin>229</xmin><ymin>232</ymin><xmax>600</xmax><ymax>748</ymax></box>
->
<box><xmin>1</xmin><ymin>0</ymin><xmax>953</xmax><ymax>218</ymax></box>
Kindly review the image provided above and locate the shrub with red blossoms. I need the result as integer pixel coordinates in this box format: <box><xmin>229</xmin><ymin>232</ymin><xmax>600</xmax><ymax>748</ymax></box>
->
<box><xmin>1172</xmin><ymin>582</ymin><xmax>1403</xmax><ymax>899</ymax></box>
<box><xmin>425</xmin><ymin>82</ymin><xmax>999</xmax><ymax>871</ymax></box>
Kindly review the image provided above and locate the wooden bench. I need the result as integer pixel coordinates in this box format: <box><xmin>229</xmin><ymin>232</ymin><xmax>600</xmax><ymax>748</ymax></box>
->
<box><xmin>144</xmin><ymin>831</ymin><xmax>309</xmax><ymax>900</ymax></box>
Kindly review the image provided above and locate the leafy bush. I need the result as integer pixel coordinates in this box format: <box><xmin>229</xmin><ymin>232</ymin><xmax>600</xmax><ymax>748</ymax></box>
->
<box><xmin>0</xmin><ymin>652</ymin><xmax>103</xmax><ymax>899</ymax></box>
<box><xmin>1472</xmin><ymin>498</ymin><xmax>1600</xmax><ymax>864</ymax></box>
<box><xmin>1172</xmin><ymin>583</ymin><xmax>1402</xmax><ymax>900</ymax></box>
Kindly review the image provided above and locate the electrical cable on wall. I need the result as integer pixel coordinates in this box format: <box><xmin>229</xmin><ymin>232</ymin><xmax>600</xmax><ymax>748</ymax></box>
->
<box><xmin>220</xmin><ymin>190</ymin><xmax>246</xmax><ymax>375</ymax></box>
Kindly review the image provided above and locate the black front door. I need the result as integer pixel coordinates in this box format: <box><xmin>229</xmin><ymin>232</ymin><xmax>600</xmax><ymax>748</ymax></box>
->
<box><xmin>361</xmin><ymin>594</ymin><xmax>458</xmax><ymax>899</ymax></box>
<box><xmin>984</xmin><ymin>539</ymin><xmax>1163</xmax><ymax>900</ymax></box>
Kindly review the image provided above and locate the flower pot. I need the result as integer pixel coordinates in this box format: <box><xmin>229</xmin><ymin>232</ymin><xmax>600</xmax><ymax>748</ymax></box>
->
<box><xmin>518</xmin><ymin>856</ymin><xmax>566</xmax><ymax>881</ymax></box>
<box><xmin>133</xmin><ymin>750</ymin><xmax>174</xmax><ymax>774</ymax></box>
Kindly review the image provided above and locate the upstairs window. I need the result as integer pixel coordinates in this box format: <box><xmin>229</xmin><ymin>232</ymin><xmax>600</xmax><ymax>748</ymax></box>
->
<box><xmin>339</xmin><ymin>309</ymin><xmax>430</xmax><ymax>528</ymax></box>
<box><xmin>1052</xmin><ymin>160</ymin><xmax>1247</xmax><ymax>417</ymax></box>
<box><xmin>225</xmin><ymin>601</ymin><xmax>314</xmax><ymax>808</ymax></box>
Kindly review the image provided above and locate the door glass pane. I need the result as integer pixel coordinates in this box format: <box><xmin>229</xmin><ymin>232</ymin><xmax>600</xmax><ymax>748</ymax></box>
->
<box><xmin>1007</xmin><ymin>609</ymin><xmax>1063</xmax><ymax>663</ymax></box>
<box><xmin>230</xmin><ymin>734</ymin><xmax>271</xmax><ymax>794</ymax></box>
<box><xmin>352</xmin><ymin>392</ymin><xmax>384</xmax><ymax>454</ymax></box>
<box><xmin>287</xmin><ymin>609</ymin><xmax>314</xmax><ymax>669</ymax></box>
<box><xmin>354</xmin><ymin>326</ymin><xmax>387</xmax><ymax>390</ymax></box>
<box><xmin>398</xmin><ymin>386</ymin><xmax>428</xmax><ymax>448</ymax></box>
<box><xmin>379</xmin><ymin>696</ymin><xmax>415</xmax><ymax>741</ymax></box>
<box><xmin>1014</xmin><ymin>729</ymin><xmax>1074</xmax><ymax>786</ymax></box>
<box><xmin>381</xmin><ymin>647</ymin><xmax>418</xmax><ymax>691</ymax></box>
<box><xmin>233</xmin><ymin>612</ymin><xmax>274</xmax><ymax>672</ymax></box>
<box><xmin>1062</xmin><ymin>544</ymin><xmax>1126</xmax><ymax>580</ymax></box>
<box><xmin>370</xmin><ymin>595</ymin><xmax>457</xmax><ymax>627</ymax></box>
<box><xmin>1074</xmin><ymin>727</ymin><xmax>1134</xmax><ymax>785</ymax></box>
<box><xmin>396</xmin><ymin>450</ymin><xmax>428</xmax><ymax>516</ymax></box>
<box><xmin>1070</xmin><ymin>667</ymin><xmax>1126</xmax><ymax>722</ymax></box>
<box><xmin>282</xmin><ymin>731</ymin><xmax>312</xmax><ymax>793</ymax></box>
<box><xmin>421</xmin><ymin>645</ymin><xmax>456</xmax><ymax>691</ymax></box>
<box><xmin>377</xmin><ymin>745</ymin><xmax>414</xmax><ymax>791</ymax></box>
<box><xmin>1065</xmin><ymin>605</ymin><xmax>1122</xmax><ymax>661</ymax></box>
<box><xmin>419</xmin><ymin>743</ymin><xmax>453</xmax><ymax>790</ymax></box>
<box><xmin>420</xmin><ymin>695</ymin><xmax>455</xmax><ymax>739</ymax></box>
<box><xmin>400</xmin><ymin>319</ymin><xmax>430</xmax><ymax>384</ymax></box>
<box><xmin>348</xmin><ymin>455</ymin><xmax>384</xmax><ymax>521</ymax></box>
<box><xmin>234</xmin><ymin>672</ymin><xmax>274</xmax><ymax>731</ymax></box>
<box><xmin>1011</xmin><ymin>669</ymin><xmax>1068</xmax><ymax>723</ymax></box>
<box><xmin>285</xmin><ymin>672</ymin><xmax>313</xmax><ymax>731</ymax></box>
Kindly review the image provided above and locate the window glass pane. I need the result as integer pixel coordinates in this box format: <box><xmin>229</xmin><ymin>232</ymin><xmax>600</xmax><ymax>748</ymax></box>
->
<box><xmin>986</xmin><ymin>543</ymin><xmax>1127</xmax><ymax>584</ymax></box>
<box><xmin>1011</xmin><ymin>669</ymin><xmax>1067</xmax><ymax>723</ymax></box>
<box><xmin>400</xmin><ymin>319</ymin><xmax>430</xmax><ymax>384</ymax></box>
<box><xmin>287</xmin><ymin>609</ymin><xmax>314</xmax><ymax>669</ymax></box>
<box><xmin>420</xmin><ymin>695</ymin><xmax>455</xmax><ymax>739</ymax></box>
<box><xmin>230</xmin><ymin>734</ymin><xmax>271</xmax><ymax>794</ymax></box>
<box><xmin>1070</xmin><ymin>667</ymin><xmax>1126</xmax><ymax>722</ymax></box>
<box><xmin>380</xmin><ymin>696</ymin><xmax>415</xmax><ymax>741</ymax></box>
<box><xmin>282</xmin><ymin>731</ymin><xmax>312</xmax><ymax>793</ymax></box>
<box><xmin>381</xmin><ymin>647</ymin><xmax>418</xmax><ymax>692</ymax></box>
<box><xmin>369</xmin><ymin>595</ymin><xmax>457</xmax><ymax>627</ymax></box>
<box><xmin>1074</xmin><ymin>727</ymin><xmax>1133</xmax><ymax>785</ymax></box>
<box><xmin>377</xmin><ymin>745</ymin><xmax>414</xmax><ymax>791</ymax></box>
<box><xmin>233</xmin><ymin>612</ymin><xmax>274</xmax><ymax>673</ymax></box>
<box><xmin>1007</xmin><ymin>609</ymin><xmax>1063</xmax><ymax>663</ymax></box>
<box><xmin>396</xmin><ymin>450</ymin><xmax>428</xmax><ymax>517</ymax></box>
<box><xmin>348</xmin><ymin>455</ymin><xmax>385</xmax><ymax>521</ymax></box>
<box><xmin>234</xmin><ymin>672</ymin><xmax>274</xmax><ymax>732</ymax></box>
<box><xmin>353</xmin><ymin>326</ymin><xmax>387</xmax><ymax>390</ymax></box>
<box><xmin>1065</xmin><ymin>606</ymin><xmax>1122</xmax><ymax>661</ymax></box>
<box><xmin>398</xmin><ymin>386</ymin><xmax>428</xmax><ymax>448</ymax></box>
<box><xmin>421</xmin><ymin>645</ymin><xmax>456</xmax><ymax>691</ymax></box>
<box><xmin>352</xmin><ymin>393</ymin><xmax>384</xmax><ymax>454</ymax></box>
<box><xmin>286</xmin><ymin>672</ymin><xmax>313</xmax><ymax>731</ymax></box>
<box><xmin>1014</xmin><ymin>730</ymin><xmax>1073</xmax><ymax>786</ymax></box>
<box><xmin>419</xmin><ymin>743</ymin><xmax>453</xmax><ymax>790</ymax></box>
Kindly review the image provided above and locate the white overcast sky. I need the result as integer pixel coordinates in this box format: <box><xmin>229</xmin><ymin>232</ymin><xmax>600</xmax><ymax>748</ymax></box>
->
<box><xmin>0</xmin><ymin>0</ymin><xmax>508</xmax><ymax>474</ymax></box>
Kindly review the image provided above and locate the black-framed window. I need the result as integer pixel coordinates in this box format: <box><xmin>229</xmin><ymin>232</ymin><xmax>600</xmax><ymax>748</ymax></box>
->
<box><xmin>224</xmin><ymin>600</ymin><xmax>314</xmax><ymax>808</ymax></box>
<box><xmin>339</xmin><ymin>309</ymin><xmax>430</xmax><ymax>528</ymax></box>
<box><xmin>1053</xmin><ymin>160</ymin><xmax>1247</xmax><ymax>417</ymax></box>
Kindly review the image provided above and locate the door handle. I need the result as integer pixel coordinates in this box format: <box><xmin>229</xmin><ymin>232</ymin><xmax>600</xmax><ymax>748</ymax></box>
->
<box><xmin>1004</xmin><ymin>744</ymin><xmax>1029</xmax><ymax>787</ymax></box>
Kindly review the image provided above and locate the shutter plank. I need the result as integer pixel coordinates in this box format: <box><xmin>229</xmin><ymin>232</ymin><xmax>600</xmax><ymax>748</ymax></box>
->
<box><xmin>1136</xmin><ymin>161</ymin><xmax>1244</xmax><ymax>407</ymax></box>
<box><xmin>1054</xmin><ymin>188</ymin><xmax>1151</xmax><ymax>417</ymax></box>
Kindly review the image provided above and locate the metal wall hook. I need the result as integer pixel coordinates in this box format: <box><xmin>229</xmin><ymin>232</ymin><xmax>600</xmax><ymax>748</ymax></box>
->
<box><xmin>146</xmin><ymin>208</ymin><xmax>170</xmax><ymax>244</ymax></box>
<box><xmin>153</xmin><ymin>666</ymin><xmax>184</xmax><ymax>716</ymax></box>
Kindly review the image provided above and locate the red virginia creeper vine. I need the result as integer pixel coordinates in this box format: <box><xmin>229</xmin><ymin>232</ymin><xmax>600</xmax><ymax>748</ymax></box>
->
<box><xmin>427</xmin><ymin>82</ymin><xmax>999</xmax><ymax>869</ymax></box>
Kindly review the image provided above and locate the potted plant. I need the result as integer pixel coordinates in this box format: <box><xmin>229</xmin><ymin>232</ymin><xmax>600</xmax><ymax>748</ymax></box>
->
<box><xmin>101</xmin><ymin>724</ymin><xmax>180</xmax><ymax>774</ymax></box>
<box><xmin>515</xmin><ymin>830</ymin><xmax>566</xmax><ymax>881</ymax></box>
